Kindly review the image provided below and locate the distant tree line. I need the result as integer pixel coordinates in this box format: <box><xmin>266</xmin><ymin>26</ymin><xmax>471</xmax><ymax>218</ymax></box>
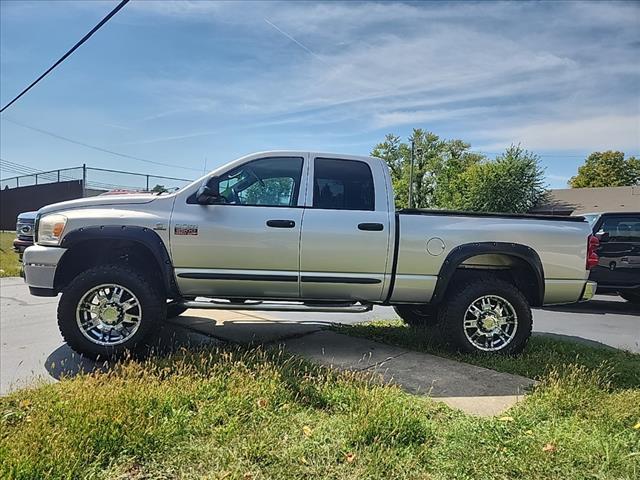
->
<box><xmin>371</xmin><ymin>130</ymin><xmax>638</xmax><ymax>213</ymax></box>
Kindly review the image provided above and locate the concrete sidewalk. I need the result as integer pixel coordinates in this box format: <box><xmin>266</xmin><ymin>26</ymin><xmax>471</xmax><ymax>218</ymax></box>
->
<box><xmin>169</xmin><ymin>311</ymin><xmax>535</xmax><ymax>416</ymax></box>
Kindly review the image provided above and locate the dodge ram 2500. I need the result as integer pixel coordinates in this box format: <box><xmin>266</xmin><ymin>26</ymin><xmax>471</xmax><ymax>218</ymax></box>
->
<box><xmin>23</xmin><ymin>151</ymin><xmax>598</xmax><ymax>358</ymax></box>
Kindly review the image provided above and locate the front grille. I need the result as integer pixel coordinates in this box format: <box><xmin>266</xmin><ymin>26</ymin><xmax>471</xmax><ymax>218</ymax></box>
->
<box><xmin>16</xmin><ymin>220</ymin><xmax>35</xmax><ymax>242</ymax></box>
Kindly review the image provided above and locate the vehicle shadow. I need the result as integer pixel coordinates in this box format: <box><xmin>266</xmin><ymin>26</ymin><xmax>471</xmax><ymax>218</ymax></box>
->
<box><xmin>44</xmin><ymin>321</ymin><xmax>221</xmax><ymax>380</ymax></box>
<box><xmin>541</xmin><ymin>297</ymin><xmax>639</xmax><ymax>317</ymax></box>
<box><xmin>167</xmin><ymin>313</ymin><xmax>330</xmax><ymax>345</ymax></box>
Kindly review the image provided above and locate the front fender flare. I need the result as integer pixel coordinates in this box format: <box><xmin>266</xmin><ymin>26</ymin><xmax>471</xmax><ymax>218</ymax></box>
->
<box><xmin>59</xmin><ymin>225</ymin><xmax>179</xmax><ymax>296</ymax></box>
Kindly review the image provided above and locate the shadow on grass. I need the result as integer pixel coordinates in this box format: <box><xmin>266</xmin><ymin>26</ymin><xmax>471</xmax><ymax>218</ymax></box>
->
<box><xmin>45</xmin><ymin>314</ymin><xmax>640</xmax><ymax>393</ymax></box>
<box><xmin>333</xmin><ymin>320</ymin><xmax>640</xmax><ymax>390</ymax></box>
<box><xmin>45</xmin><ymin>321</ymin><xmax>221</xmax><ymax>381</ymax></box>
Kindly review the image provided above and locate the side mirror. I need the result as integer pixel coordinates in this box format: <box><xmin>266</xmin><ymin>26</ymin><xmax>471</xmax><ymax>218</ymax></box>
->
<box><xmin>595</xmin><ymin>232</ymin><xmax>610</xmax><ymax>243</ymax></box>
<box><xmin>196</xmin><ymin>178</ymin><xmax>224</xmax><ymax>205</ymax></box>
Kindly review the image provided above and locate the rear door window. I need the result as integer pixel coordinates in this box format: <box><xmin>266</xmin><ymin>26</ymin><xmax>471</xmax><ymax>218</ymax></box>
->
<box><xmin>312</xmin><ymin>158</ymin><xmax>374</xmax><ymax>211</ymax></box>
<box><xmin>598</xmin><ymin>216</ymin><xmax>640</xmax><ymax>242</ymax></box>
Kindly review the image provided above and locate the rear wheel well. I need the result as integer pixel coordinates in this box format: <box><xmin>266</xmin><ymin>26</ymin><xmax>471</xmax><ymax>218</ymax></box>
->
<box><xmin>54</xmin><ymin>239</ymin><xmax>167</xmax><ymax>296</ymax></box>
<box><xmin>447</xmin><ymin>253</ymin><xmax>542</xmax><ymax>306</ymax></box>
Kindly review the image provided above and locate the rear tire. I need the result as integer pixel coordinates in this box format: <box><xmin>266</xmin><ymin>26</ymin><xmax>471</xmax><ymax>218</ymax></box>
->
<box><xmin>436</xmin><ymin>275</ymin><xmax>532</xmax><ymax>355</ymax></box>
<box><xmin>620</xmin><ymin>290</ymin><xmax>640</xmax><ymax>304</ymax></box>
<box><xmin>393</xmin><ymin>305</ymin><xmax>439</xmax><ymax>328</ymax></box>
<box><xmin>58</xmin><ymin>264</ymin><xmax>165</xmax><ymax>359</ymax></box>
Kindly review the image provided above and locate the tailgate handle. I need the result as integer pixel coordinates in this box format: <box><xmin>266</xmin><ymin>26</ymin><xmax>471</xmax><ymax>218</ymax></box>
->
<box><xmin>266</xmin><ymin>219</ymin><xmax>296</xmax><ymax>228</ymax></box>
<box><xmin>358</xmin><ymin>222</ymin><xmax>384</xmax><ymax>231</ymax></box>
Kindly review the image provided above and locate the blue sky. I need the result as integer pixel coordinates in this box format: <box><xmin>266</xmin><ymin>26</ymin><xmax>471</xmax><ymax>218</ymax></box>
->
<box><xmin>1</xmin><ymin>0</ymin><xmax>639</xmax><ymax>188</ymax></box>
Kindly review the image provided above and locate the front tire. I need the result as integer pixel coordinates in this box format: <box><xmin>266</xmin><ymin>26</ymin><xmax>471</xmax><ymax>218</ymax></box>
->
<box><xmin>58</xmin><ymin>264</ymin><xmax>165</xmax><ymax>359</ymax></box>
<box><xmin>620</xmin><ymin>290</ymin><xmax>640</xmax><ymax>304</ymax></box>
<box><xmin>437</xmin><ymin>275</ymin><xmax>532</xmax><ymax>355</ymax></box>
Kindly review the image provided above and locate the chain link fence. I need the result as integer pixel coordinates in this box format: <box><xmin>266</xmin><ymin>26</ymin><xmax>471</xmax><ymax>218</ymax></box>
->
<box><xmin>0</xmin><ymin>165</ymin><xmax>194</xmax><ymax>193</ymax></box>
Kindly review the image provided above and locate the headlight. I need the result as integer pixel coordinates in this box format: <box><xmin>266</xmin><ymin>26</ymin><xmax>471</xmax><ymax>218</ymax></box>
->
<box><xmin>38</xmin><ymin>214</ymin><xmax>67</xmax><ymax>246</ymax></box>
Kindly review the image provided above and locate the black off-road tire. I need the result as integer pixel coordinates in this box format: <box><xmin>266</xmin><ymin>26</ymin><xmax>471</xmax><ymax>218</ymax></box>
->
<box><xmin>166</xmin><ymin>303</ymin><xmax>188</xmax><ymax>318</ymax></box>
<box><xmin>620</xmin><ymin>290</ymin><xmax>640</xmax><ymax>304</ymax></box>
<box><xmin>57</xmin><ymin>264</ymin><xmax>165</xmax><ymax>359</ymax></box>
<box><xmin>436</xmin><ymin>275</ymin><xmax>533</xmax><ymax>355</ymax></box>
<box><xmin>393</xmin><ymin>304</ymin><xmax>440</xmax><ymax>328</ymax></box>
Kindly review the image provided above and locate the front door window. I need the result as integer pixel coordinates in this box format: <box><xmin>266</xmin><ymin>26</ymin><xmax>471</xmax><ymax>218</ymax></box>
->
<box><xmin>214</xmin><ymin>157</ymin><xmax>303</xmax><ymax>207</ymax></box>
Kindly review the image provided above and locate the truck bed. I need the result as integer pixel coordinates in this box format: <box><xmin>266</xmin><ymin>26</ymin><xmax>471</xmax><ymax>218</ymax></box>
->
<box><xmin>390</xmin><ymin>209</ymin><xmax>592</xmax><ymax>305</ymax></box>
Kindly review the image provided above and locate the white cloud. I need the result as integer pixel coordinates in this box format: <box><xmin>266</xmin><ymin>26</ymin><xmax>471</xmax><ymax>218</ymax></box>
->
<box><xmin>50</xmin><ymin>0</ymin><xmax>639</xmax><ymax>152</ymax></box>
<box><xmin>476</xmin><ymin>114</ymin><xmax>640</xmax><ymax>152</ymax></box>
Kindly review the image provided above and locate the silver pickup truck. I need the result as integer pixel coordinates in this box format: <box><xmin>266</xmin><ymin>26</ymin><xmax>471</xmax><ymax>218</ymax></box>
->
<box><xmin>23</xmin><ymin>151</ymin><xmax>598</xmax><ymax>358</ymax></box>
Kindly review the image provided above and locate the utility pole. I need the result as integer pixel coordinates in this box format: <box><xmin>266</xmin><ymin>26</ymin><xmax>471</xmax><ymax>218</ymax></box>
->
<box><xmin>82</xmin><ymin>163</ymin><xmax>87</xmax><ymax>197</ymax></box>
<box><xmin>408</xmin><ymin>140</ymin><xmax>415</xmax><ymax>209</ymax></box>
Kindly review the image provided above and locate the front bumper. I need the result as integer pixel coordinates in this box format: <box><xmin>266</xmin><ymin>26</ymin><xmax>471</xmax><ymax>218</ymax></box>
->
<box><xmin>13</xmin><ymin>238</ymin><xmax>34</xmax><ymax>253</ymax></box>
<box><xmin>22</xmin><ymin>245</ymin><xmax>67</xmax><ymax>296</ymax></box>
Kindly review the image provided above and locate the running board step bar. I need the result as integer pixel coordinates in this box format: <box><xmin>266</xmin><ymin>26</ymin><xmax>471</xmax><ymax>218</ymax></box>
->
<box><xmin>179</xmin><ymin>300</ymin><xmax>373</xmax><ymax>313</ymax></box>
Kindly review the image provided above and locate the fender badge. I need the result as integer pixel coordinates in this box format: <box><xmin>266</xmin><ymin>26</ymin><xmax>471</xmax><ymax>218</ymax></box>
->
<box><xmin>175</xmin><ymin>224</ymin><xmax>198</xmax><ymax>235</ymax></box>
<box><xmin>154</xmin><ymin>223</ymin><xmax>167</xmax><ymax>231</ymax></box>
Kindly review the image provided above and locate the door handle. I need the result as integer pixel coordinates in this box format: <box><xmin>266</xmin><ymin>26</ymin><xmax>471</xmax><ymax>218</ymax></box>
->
<box><xmin>266</xmin><ymin>219</ymin><xmax>296</xmax><ymax>228</ymax></box>
<box><xmin>358</xmin><ymin>222</ymin><xmax>384</xmax><ymax>231</ymax></box>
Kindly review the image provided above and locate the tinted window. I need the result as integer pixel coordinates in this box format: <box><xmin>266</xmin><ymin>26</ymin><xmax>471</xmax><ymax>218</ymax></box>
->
<box><xmin>215</xmin><ymin>157</ymin><xmax>303</xmax><ymax>207</ymax></box>
<box><xmin>598</xmin><ymin>216</ymin><xmax>640</xmax><ymax>242</ymax></box>
<box><xmin>313</xmin><ymin>158</ymin><xmax>374</xmax><ymax>211</ymax></box>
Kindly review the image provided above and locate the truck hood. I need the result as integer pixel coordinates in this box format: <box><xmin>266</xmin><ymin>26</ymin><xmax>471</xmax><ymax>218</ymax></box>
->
<box><xmin>38</xmin><ymin>194</ymin><xmax>162</xmax><ymax>216</ymax></box>
<box><xmin>17</xmin><ymin>211</ymin><xmax>38</xmax><ymax>221</ymax></box>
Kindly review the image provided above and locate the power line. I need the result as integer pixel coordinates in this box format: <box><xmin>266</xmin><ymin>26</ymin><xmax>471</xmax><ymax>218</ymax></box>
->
<box><xmin>0</xmin><ymin>159</ymin><xmax>75</xmax><ymax>183</ymax></box>
<box><xmin>0</xmin><ymin>159</ymin><xmax>43</xmax><ymax>177</ymax></box>
<box><xmin>0</xmin><ymin>159</ymin><xmax>37</xmax><ymax>173</ymax></box>
<box><xmin>2</xmin><ymin>118</ymin><xmax>203</xmax><ymax>172</ymax></box>
<box><xmin>0</xmin><ymin>158</ymin><xmax>43</xmax><ymax>174</ymax></box>
<box><xmin>0</xmin><ymin>0</ymin><xmax>130</xmax><ymax>113</ymax></box>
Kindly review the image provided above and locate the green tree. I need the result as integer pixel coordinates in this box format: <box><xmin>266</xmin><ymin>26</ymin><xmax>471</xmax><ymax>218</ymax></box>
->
<box><xmin>150</xmin><ymin>184</ymin><xmax>168</xmax><ymax>193</ymax></box>
<box><xmin>372</xmin><ymin>131</ymin><xmax>548</xmax><ymax>213</ymax></box>
<box><xmin>569</xmin><ymin>151</ymin><xmax>640</xmax><ymax>188</ymax></box>
<box><xmin>453</xmin><ymin>145</ymin><xmax>548</xmax><ymax>213</ymax></box>
<box><xmin>371</xmin><ymin>129</ymin><xmax>482</xmax><ymax>209</ymax></box>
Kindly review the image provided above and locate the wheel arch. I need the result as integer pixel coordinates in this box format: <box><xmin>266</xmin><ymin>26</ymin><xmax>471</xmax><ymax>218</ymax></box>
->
<box><xmin>430</xmin><ymin>242</ymin><xmax>545</xmax><ymax>307</ymax></box>
<box><xmin>55</xmin><ymin>225</ymin><xmax>179</xmax><ymax>297</ymax></box>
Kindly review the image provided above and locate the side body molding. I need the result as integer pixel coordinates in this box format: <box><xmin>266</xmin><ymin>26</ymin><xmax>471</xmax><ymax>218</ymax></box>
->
<box><xmin>430</xmin><ymin>242</ymin><xmax>545</xmax><ymax>306</ymax></box>
<box><xmin>59</xmin><ymin>225</ymin><xmax>179</xmax><ymax>296</ymax></box>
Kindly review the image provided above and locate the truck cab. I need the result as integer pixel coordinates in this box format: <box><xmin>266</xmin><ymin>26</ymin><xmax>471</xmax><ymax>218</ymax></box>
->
<box><xmin>171</xmin><ymin>152</ymin><xmax>394</xmax><ymax>302</ymax></box>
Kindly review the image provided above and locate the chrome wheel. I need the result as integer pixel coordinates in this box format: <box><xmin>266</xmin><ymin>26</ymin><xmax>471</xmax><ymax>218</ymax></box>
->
<box><xmin>76</xmin><ymin>284</ymin><xmax>142</xmax><ymax>346</ymax></box>
<box><xmin>463</xmin><ymin>295</ymin><xmax>518</xmax><ymax>352</ymax></box>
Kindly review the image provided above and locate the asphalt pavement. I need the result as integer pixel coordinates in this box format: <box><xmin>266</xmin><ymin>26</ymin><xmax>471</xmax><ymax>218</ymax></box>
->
<box><xmin>1</xmin><ymin>277</ymin><xmax>639</xmax><ymax>399</ymax></box>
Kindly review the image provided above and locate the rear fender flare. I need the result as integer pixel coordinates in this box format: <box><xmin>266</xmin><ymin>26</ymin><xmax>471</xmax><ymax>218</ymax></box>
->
<box><xmin>430</xmin><ymin>242</ymin><xmax>545</xmax><ymax>306</ymax></box>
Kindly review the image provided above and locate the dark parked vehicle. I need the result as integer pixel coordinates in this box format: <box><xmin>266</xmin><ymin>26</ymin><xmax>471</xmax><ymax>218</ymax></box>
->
<box><xmin>585</xmin><ymin>212</ymin><xmax>640</xmax><ymax>304</ymax></box>
<box><xmin>13</xmin><ymin>211</ymin><xmax>36</xmax><ymax>259</ymax></box>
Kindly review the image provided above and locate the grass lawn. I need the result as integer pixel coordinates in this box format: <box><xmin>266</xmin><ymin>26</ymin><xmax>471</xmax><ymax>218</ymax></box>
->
<box><xmin>0</xmin><ymin>231</ymin><xmax>21</xmax><ymax>277</ymax></box>
<box><xmin>1</xmin><ymin>345</ymin><xmax>639</xmax><ymax>479</ymax></box>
